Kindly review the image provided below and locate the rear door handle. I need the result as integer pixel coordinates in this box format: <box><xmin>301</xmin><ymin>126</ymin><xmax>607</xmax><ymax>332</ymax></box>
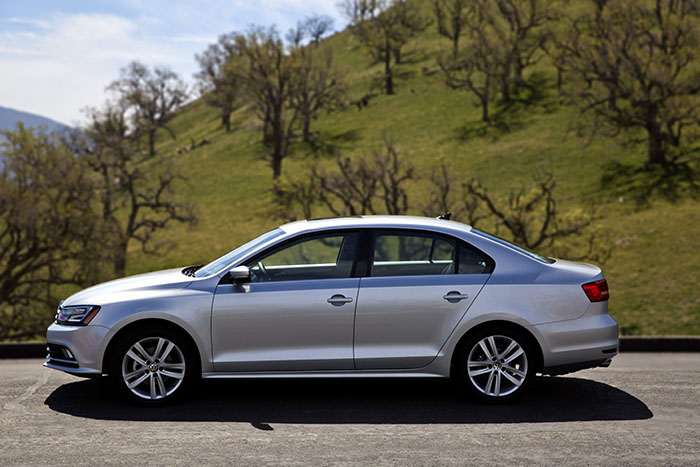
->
<box><xmin>443</xmin><ymin>291</ymin><xmax>469</xmax><ymax>301</ymax></box>
<box><xmin>327</xmin><ymin>294</ymin><xmax>353</xmax><ymax>305</ymax></box>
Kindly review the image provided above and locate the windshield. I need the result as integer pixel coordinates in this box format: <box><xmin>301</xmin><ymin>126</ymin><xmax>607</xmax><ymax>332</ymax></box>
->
<box><xmin>472</xmin><ymin>229</ymin><xmax>555</xmax><ymax>264</ymax></box>
<box><xmin>193</xmin><ymin>228</ymin><xmax>285</xmax><ymax>277</ymax></box>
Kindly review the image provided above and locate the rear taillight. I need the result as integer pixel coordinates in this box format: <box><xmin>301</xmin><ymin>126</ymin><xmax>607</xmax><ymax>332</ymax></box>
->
<box><xmin>582</xmin><ymin>279</ymin><xmax>609</xmax><ymax>302</ymax></box>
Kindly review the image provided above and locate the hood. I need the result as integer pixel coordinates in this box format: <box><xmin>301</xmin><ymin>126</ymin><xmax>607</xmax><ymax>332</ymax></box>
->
<box><xmin>62</xmin><ymin>268</ymin><xmax>193</xmax><ymax>306</ymax></box>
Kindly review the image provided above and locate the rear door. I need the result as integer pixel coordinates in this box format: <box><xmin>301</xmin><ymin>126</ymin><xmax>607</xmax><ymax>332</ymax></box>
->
<box><xmin>353</xmin><ymin>229</ymin><xmax>493</xmax><ymax>370</ymax></box>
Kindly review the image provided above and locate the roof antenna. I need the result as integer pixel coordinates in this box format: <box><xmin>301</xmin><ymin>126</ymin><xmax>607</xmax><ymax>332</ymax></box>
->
<box><xmin>437</xmin><ymin>211</ymin><xmax>451</xmax><ymax>220</ymax></box>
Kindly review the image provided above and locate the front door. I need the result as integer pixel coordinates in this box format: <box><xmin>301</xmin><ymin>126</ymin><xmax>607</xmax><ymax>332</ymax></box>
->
<box><xmin>211</xmin><ymin>231</ymin><xmax>360</xmax><ymax>372</ymax></box>
<box><xmin>353</xmin><ymin>229</ymin><xmax>492</xmax><ymax>370</ymax></box>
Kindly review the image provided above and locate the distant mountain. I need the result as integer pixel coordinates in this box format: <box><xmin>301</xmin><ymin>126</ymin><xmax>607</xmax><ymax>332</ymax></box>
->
<box><xmin>0</xmin><ymin>105</ymin><xmax>71</xmax><ymax>135</ymax></box>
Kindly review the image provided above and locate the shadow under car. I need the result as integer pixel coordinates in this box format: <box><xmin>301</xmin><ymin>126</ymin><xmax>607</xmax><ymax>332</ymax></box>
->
<box><xmin>44</xmin><ymin>375</ymin><xmax>652</xmax><ymax>428</ymax></box>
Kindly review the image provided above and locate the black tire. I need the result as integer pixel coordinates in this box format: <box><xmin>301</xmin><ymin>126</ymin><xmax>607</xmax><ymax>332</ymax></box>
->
<box><xmin>453</xmin><ymin>327</ymin><xmax>536</xmax><ymax>403</ymax></box>
<box><xmin>109</xmin><ymin>325</ymin><xmax>197</xmax><ymax>406</ymax></box>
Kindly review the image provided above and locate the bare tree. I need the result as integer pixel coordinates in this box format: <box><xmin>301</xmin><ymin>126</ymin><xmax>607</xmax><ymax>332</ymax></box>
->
<box><xmin>433</xmin><ymin>0</ymin><xmax>471</xmax><ymax>58</ymax></box>
<box><xmin>425</xmin><ymin>164</ymin><xmax>611</xmax><ymax>263</ymax></box>
<box><xmin>82</xmin><ymin>102</ymin><xmax>196</xmax><ymax>277</ymax></box>
<box><xmin>553</xmin><ymin>0</ymin><xmax>700</xmax><ymax>166</ymax></box>
<box><xmin>108</xmin><ymin>61</ymin><xmax>189</xmax><ymax>157</ymax></box>
<box><xmin>438</xmin><ymin>21</ymin><xmax>503</xmax><ymax>122</ymax></box>
<box><xmin>291</xmin><ymin>45</ymin><xmax>346</xmax><ymax>143</ymax></box>
<box><xmin>301</xmin><ymin>14</ymin><xmax>336</xmax><ymax>44</ymax></box>
<box><xmin>237</xmin><ymin>27</ymin><xmax>301</xmax><ymax>179</ymax></box>
<box><xmin>0</xmin><ymin>124</ymin><xmax>103</xmax><ymax>340</ymax></box>
<box><xmin>341</xmin><ymin>0</ymin><xmax>430</xmax><ymax>94</ymax></box>
<box><xmin>195</xmin><ymin>32</ymin><xmax>243</xmax><ymax>132</ymax></box>
<box><xmin>275</xmin><ymin>135</ymin><xmax>414</xmax><ymax>219</ymax></box>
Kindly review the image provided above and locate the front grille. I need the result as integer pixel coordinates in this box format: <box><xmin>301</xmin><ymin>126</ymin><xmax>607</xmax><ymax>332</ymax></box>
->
<box><xmin>46</xmin><ymin>343</ymin><xmax>79</xmax><ymax>368</ymax></box>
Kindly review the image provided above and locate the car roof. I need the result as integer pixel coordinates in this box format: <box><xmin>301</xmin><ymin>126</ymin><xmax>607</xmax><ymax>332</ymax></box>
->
<box><xmin>280</xmin><ymin>215</ymin><xmax>473</xmax><ymax>236</ymax></box>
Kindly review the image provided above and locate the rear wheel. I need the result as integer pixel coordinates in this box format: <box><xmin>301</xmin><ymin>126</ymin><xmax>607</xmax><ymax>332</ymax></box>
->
<box><xmin>454</xmin><ymin>328</ymin><xmax>535</xmax><ymax>403</ymax></box>
<box><xmin>110</xmin><ymin>326</ymin><xmax>196</xmax><ymax>405</ymax></box>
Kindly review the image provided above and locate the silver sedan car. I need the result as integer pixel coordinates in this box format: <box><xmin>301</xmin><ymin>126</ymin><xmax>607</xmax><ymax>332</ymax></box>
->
<box><xmin>45</xmin><ymin>216</ymin><xmax>618</xmax><ymax>404</ymax></box>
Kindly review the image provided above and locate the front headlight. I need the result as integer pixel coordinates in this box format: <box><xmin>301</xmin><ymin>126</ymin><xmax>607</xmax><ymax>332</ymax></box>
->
<box><xmin>55</xmin><ymin>305</ymin><xmax>101</xmax><ymax>326</ymax></box>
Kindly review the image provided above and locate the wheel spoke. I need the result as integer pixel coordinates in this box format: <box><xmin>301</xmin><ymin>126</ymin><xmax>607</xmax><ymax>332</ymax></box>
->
<box><xmin>156</xmin><ymin>373</ymin><xmax>167</xmax><ymax>397</ymax></box>
<box><xmin>487</xmin><ymin>336</ymin><xmax>498</xmax><ymax>359</ymax></box>
<box><xmin>494</xmin><ymin>370</ymin><xmax>501</xmax><ymax>396</ymax></box>
<box><xmin>159</xmin><ymin>362</ymin><xmax>185</xmax><ymax>370</ymax></box>
<box><xmin>501</xmin><ymin>369</ymin><xmax>523</xmax><ymax>387</ymax></box>
<box><xmin>153</xmin><ymin>338</ymin><xmax>165</xmax><ymax>361</ymax></box>
<box><xmin>498</xmin><ymin>340</ymin><xmax>517</xmax><ymax>360</ymax></box>
<box><xmin>133</xmin><ymin>342</ymin><xmax>153</xmax><ymax>362</ymax></box>
<box><xmin>478</xmin><ymin>340</ymin><xmax>494</xmax><ymax>360</ymax></box>
<box><xmin>127</xmin><ymin>372</ymin><xmax>150</xmax><ymax>389</ymax></box>
<box><xmin>504</xmin><ymin>348</ymin><xmax>524</xmax><ymax>364</ymax></box>
<box><xmin>484</xmin><ymin>370</ymin><xmax>495</xmax><ymax>394</ymax></box>
<box><xmin>469</xmin><ymin>367</ymin><xmax>492</xmax><ymax>377</ymax></box>
<box><xmin>126</xmin><ymin>350</ymin><xmax>148</xmax><ymax>367</ymax></box>
<box><xmin>149</xmin><ymin>373</ymin><xmax>157</xmax><ymax>399</ymax></box>
<box><xmin>159</xmin><ymin>341</ymin><xmax>175</xmax><ymax>362</ymax></box>
<box><xmin>160</xmin><ymin>369</ymin><xmax>184</xmax><ymax>380</ymax></box>
<box><xmin>503</xmin><ymin>364</ymin><xmax>526</xmax><ymax>378</ymax></box>
<box><xmin>124</xmin><ymin>367</ymin><xmax>148</xmax><ymax>380</ymax></box>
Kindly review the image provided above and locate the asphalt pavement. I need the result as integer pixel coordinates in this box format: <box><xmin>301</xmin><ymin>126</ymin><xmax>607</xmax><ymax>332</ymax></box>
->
<box><xmin>1</xmin><ymin>353</ymin><xmax>699</xmax><ymax>466</ymax></box>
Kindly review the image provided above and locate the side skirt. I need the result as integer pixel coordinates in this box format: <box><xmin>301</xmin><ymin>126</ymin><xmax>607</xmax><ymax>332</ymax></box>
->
<box><xmin>202</xmin><ymin>371</ymin><xmax>446</xmax><ymax>379</ymax></box>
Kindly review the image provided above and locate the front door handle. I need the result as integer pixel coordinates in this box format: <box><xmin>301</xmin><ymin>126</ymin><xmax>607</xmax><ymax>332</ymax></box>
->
<box><xmin>443</xmin><ymin>291</ymin><xmax>469</xmax><ymax>302</ymax></box>
<box><xmin>327</xmin><ymin>294</ymin><xmax>353</xmax><ymax>305</ymax></box>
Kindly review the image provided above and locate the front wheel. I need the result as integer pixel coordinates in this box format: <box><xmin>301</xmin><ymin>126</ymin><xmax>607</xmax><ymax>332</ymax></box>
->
<box><xmin>454</xmin><ymin>328</ymin><xmax>535</xmax><ymax>403</ymax></box>
<box><xmin>110</xmin><ymin>327</ymin><xmax>196</xmax><ymax>405</ymax></box>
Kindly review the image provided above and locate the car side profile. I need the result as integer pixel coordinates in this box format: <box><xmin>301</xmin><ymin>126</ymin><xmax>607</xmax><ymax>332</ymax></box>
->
<box><xmin>45</xmin><ymin>216</ymin><xmax>618</xmax><ymax>404</ymax></box>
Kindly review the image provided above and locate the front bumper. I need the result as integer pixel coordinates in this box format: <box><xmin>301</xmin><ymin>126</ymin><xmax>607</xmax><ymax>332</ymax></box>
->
<box><xmin>44</xmin><ymin>323</ymin><xmax>110</xmax><ymax>376</ymax></box>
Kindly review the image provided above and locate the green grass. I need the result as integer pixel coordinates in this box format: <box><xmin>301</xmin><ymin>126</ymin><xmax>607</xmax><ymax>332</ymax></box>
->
<box><xmin>122</xmin><ymin>19</ymin><xmax>699</xmax><ymax>336</ymax></box>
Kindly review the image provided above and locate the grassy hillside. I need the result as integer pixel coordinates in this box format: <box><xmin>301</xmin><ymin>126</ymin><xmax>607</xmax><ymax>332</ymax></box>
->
<box><xmin>127</xmin><ymin>19</ymin><xmax>698</xmax><ymax>336</ymax></box>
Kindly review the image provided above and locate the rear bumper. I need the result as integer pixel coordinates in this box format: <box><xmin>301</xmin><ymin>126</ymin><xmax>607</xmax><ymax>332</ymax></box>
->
<box><xmin>536</xmin><ymin>313</ymin><xmax>618</xmax><ymax>374</ymax></box>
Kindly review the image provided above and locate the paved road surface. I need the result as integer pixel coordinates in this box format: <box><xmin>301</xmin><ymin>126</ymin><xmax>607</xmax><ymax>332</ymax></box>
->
<box><xmin>1</xmin><ymin>353</ymin><xmax>698</xmax><ymax>466</ymax></box>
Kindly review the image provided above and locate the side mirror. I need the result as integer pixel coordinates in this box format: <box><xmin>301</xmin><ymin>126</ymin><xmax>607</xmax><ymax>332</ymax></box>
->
<box><xmin>227</xmin><ymin>265</ymin><xmax>251</xmax><ymax>283</ymax></box>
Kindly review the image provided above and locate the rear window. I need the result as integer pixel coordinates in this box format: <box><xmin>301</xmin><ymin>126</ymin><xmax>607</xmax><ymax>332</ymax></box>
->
<box><xmin>472</xmin><ymin>229</ymin><xmax>555</xmax><ymax>264</ymax></box>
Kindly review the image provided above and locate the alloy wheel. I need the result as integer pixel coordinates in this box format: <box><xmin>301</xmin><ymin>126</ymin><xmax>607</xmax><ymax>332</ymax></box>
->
<box><xmin>466</xmin><ymin>335</ymin><xmax>528</xmax><ymax>397</ymax></box>
<box><xmin>121</xmin><ymin>337</ymin><xmax>186</xmax><ymax>400</ymax></box>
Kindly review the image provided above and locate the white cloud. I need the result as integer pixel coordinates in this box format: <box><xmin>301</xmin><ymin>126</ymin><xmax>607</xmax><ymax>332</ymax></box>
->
<box><xmin>0</xmin><ymin>3</ymin><xmax>347</xmax><ymax>125</ymax></box>
<box><xmin>0</xmin><ymin>13</ymin><xmax>202</xmax><ymax>125</ymax></box>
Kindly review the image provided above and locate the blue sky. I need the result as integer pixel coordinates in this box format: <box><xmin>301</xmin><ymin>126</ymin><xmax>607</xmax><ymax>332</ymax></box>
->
<box><xmin>0</xmin><ymin>1</ymin><xmax>345</xmax><ymax>125</ymax></box>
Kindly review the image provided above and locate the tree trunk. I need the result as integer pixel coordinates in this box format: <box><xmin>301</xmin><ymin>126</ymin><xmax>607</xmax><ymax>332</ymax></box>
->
<box><xmin>452</xmin><ymin>36</ymin><xmax>459</xmax><ymax>59</ymax></box>
<box><xmin>271</xmin><ymin>104</ymin><xmax>284</xmax><ymax>179</ymax></box>
<box><xmin>500</xmin><ymin>79</ymin><xmax>510</xmax><ymax>102</ymax></box>
<box><xmin>113</xmin><ymin>240</ymin><xmax>128</xmax><ymax>278</ymax></box>
<box><xmin>302</xmin><ymin>116</ymin><xmax>311</xmax><ymax>143</ymax></box>
<box><xmin>385</xmin><ymin>50</ymin><xmax>394</xmax><ymax>95</ymax></box>
<box><xmin>514</xmin><ymin>59</ymin><xmax>524</xmax><ymax>86</ymax></box>
<box><xmin>481</xmin><ymin>75</ymin><xmax>490</xmax><ymax>122</ymax></box>
<box><xmin>394</xmin><ymin>47</ymin><xmax>402</xmax><ymax>64</ymax></box>
<box><xmin>148</xmin><ymin>130</ymin><xmax>156</xmax><ymax>157</ymax></box>
<box><xmin>646</xmin><ymin>108</ymin><xmax>667</xmax><ymax>165</ymax></box>
<box><xmin>647</xmin><ymin>131</ymin><xmax>667</xmax><ymax>165</ymax></box>
<box><xmin>222</xmin><ymin>112</ymin><xmax>231</xmax><ymax>132</ymax></box>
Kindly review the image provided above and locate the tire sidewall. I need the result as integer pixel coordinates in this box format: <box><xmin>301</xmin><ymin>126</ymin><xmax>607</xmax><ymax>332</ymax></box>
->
<box><xmin>110</xmin><ymin>326</ymin><xmax>197</xmax><ymax>406</ymax></box>
<box><xmin>454</xmin><ymin>327</ymin><xmax>536</xmax><ymax>403</ymax></box>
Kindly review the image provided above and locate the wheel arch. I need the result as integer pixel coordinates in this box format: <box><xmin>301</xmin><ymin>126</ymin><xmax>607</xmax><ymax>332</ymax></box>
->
<box><xmin>449</xmin><ymin>320</ymin><xmax>544</xmax><ymax>376</ymax></box>
<box><xmin>101</xmin><ymin>318</ymin><xmax>202</xmax><ymax>376</ymax></box>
